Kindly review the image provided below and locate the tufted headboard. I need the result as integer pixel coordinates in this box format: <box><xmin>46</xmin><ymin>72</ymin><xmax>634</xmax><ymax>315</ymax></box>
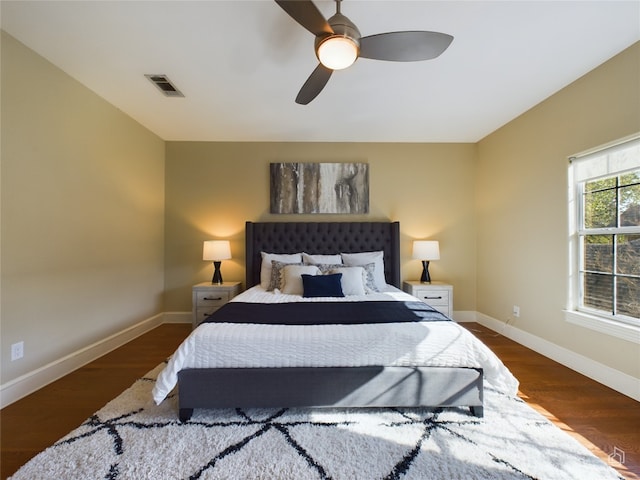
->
<box><xmin>245</xmin><ymin>221</ymin><xmax>401</xmax><ymax>289</ymax></box>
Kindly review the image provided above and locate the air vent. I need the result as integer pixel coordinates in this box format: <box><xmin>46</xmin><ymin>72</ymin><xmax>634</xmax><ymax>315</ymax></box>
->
<box><xmin>145</xmin><ymin>74</ymin><xmax>184</xmax><ymax>97</ymax></box>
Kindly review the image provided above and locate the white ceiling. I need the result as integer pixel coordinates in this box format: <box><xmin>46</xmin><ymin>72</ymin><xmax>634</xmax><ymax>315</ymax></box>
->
<box><xmin>2</xmin><ymin>1</ymin><xmax>639</xmax><ymax>143</ymax></box>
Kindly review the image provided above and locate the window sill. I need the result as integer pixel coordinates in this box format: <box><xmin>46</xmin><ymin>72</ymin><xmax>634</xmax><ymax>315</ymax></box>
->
<box><xmin>564</xmin><ymin>310</ymin><xmax>640</xmax><ymax>344</ymax></box>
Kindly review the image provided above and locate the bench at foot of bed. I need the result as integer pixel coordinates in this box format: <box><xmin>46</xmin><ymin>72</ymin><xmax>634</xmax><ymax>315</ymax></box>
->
<box><xmin>176</xmin><ymin>366</ymin><xmax>484</xmax><ymax>422</ymax></box>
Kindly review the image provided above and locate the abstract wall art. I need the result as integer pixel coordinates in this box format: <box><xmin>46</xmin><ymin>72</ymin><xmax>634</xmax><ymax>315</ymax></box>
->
<box><xmin>270</xmin><ymin>162</ymin><xmax>369</xmax><ymax>214</ymax></box>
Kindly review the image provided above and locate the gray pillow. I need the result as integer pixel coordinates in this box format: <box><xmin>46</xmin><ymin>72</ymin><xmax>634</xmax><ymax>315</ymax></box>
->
<box><xmin>269</xmin><ymin>260</ymin><xmax>304</xmax><ymax>291</ymax></box>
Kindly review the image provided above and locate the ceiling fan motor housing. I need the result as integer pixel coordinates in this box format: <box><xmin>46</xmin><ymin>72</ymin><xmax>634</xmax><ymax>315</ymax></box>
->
<box><xmin>314</xmin><ymin>12</ymin><xmax>361</xmax><ymax>63</ymax></box>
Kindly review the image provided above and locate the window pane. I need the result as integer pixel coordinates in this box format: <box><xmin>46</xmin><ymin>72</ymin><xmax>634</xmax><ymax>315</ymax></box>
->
<box><xmin>617</xmin><ymin>277</ymin><xmax>640</xmax><ymax>319</ymax></box>
<box><xmin>619</xmin><ymin>170</ymin><xmax>640</xmax><ymax>187</ymax></box>
<box><xmin>585</xmin><ymin>177</ymin><xmax>616</xmax><ymax>192</ymax></box>
<box><xmin>584</xmin><ymin>235</ymin><xmax>613</xmax><ymax>273</ymax></box>
<box><xmin>584</xmin><ymin>188</ymin><xmax>616</xmax><ymax>228</ymax></box>
<box><xmin>583</xmin><ymin>273</ymin><xmax>613</xmax><ymax>312</ymax></box>
<box><xmin>617</xmin><ymin>235</ymin><xmax>640</xmax><ymax>275</ymax></box>
<box><xmin>620</xmin><ymin>183</ymin><xmax>640</xmax><ymax>227</ymax></box>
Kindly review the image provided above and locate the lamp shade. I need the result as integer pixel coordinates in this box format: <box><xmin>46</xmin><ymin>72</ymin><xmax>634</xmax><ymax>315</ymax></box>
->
<box><xmin>412</xmin><ymin>241</ymin><xmax>440</xmax><ymax>261</ymax></box>
<box><xmin>203</xmin><ymin>240</ymin><xmax>231</xmax><ymax>261</ymax></box>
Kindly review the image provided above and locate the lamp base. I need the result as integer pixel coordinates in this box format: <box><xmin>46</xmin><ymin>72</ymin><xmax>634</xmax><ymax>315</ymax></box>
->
<box><xmin>211</xmin><ymin>261</ymin><xmax>223</xmax><ymax>284</ymax></box>
<box><xmin>420</xmin><ymin>260</ymin><xmax>432</xmax><ymax>283</ymax></box>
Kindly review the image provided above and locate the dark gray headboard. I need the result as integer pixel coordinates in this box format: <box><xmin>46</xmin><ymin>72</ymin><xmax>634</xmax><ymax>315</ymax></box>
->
<box><xmin>245</xmin><ymin>221</ymin><xmax>401</xmax><ymax>289</ymax></box>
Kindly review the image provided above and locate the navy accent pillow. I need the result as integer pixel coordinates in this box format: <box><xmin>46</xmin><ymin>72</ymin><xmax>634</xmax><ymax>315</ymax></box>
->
<box><xmin>302</xmin><ymin>273</ymin><xmax>345</xmax><ymax>298</ymax></box>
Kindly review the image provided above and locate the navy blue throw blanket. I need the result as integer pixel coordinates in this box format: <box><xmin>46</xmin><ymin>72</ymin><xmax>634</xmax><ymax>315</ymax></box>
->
<box><xmin>202</xmin><ymin>301</ymin><xmax>450</xmax><ymax>326</ymax></box>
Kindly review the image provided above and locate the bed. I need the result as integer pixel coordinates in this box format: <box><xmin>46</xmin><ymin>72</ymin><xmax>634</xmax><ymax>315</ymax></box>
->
<box><xmin>153</xmin><ymin>221</ymin><xmax>518</xmax><ymax>422</ymax></box>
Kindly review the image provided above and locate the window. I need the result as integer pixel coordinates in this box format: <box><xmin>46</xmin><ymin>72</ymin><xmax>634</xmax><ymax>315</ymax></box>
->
<box><xmin>567</xmin><ymin>135</ymin><xmax>640</xmax><ymax>342</ymax></box>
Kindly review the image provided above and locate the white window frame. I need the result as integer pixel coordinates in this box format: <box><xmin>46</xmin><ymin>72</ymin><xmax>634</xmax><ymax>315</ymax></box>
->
<box><xmin>566</xmin><ymin>134</ymin><xmax>640</xmax><ymax>344</ymax></box>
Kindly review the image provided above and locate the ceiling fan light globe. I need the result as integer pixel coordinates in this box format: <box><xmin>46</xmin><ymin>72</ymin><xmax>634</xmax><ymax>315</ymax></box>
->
<box><xmin>317</xmin><ymin>36</ymin><xmax>359</xmax><ymax>70</ymax></box>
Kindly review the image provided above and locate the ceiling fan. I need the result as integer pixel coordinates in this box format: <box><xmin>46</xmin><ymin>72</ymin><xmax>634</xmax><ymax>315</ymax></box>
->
<box><xmin>275</xmin><ymin>0</ymin><xmax>454</xmax><ymax>105</ymax></box>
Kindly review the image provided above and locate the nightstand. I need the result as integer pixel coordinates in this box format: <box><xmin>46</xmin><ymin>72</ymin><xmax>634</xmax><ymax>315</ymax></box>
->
<box><xmin>403</xmin><ymin>281</ymin><xmax>453</xmax><ymax>317</ymax></box>
<box><xmin>192</xmin><ymin>281</ymin><xmax>241</xmax><ymax>328</ymax></box>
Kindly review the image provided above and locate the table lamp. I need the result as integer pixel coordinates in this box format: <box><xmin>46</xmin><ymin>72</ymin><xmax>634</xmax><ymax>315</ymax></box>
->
<box><xmin>203</xmin><ymin>240</ymin><xmax>231</xmax><ymax>284</ymax></box>
<box><xmin>412</xmin><ymin>240</ymin><xmax>440</xmax><ymax>283</ymax></box>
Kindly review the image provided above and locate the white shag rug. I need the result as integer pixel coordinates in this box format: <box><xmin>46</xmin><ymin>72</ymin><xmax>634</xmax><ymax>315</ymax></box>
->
<box><xmin>10</xmin><ymin>363</ymin><xmax>623</xmax><ymax>480</ymax></box>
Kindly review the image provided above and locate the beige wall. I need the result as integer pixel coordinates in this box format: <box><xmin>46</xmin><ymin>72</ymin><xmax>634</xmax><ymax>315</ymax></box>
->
<box><xmin>476</xmin><ymin>42</ymin><xmax>640</xmax><ymax>378</ymax></box>
<box><xmin>0</xmin><ymin>32</ymin><xmax>166</xmax><ymax>384</ymax></box>
<box><xmin>164</xmin><ymin>142</ymin><xmax>477</xmax><ymax>311</ymax></box>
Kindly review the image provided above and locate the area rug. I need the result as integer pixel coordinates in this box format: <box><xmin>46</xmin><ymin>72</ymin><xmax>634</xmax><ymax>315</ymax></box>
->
<box><xmin>10</xmin><ymin>363</ymin><xmax>623</xmax><ymax>480</ymax></box>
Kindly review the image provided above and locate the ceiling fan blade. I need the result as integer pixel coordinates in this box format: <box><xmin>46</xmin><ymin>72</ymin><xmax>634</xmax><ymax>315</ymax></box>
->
<box><xmin>295</xmin><ymin>64</ymin><xmax>333</xmax><ymax>105</ymax></box>
<box><xmin>359</xmin><ymin>31</ymin><xmax>453</xmax><ymax>61</ymax></box>
<box><xmin>275</xmin><ymin>0</ymin><xmax>333</xmax><ymax>36</ymax></box>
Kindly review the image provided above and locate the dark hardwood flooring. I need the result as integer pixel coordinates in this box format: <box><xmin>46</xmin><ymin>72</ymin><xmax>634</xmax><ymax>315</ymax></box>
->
<box><xmin>466</xmin><ymin>324</ymin><xmax>639</xmax><ymax>480</ymax></box>
<box><xmin>1</xmin><ymin>323</ymin><xmax>190</xmax><ymax>479</ymax></box>
<box><xmin>1</xmin><ymin>322</ymin><xmax>638</xmax><ymax>479</ymax></box>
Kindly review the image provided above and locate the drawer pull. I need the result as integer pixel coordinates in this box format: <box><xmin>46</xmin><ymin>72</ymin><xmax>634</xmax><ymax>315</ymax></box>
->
<box><xmin>203</xmin><ymin>296</ymin><xmax>223</xmax><ymax>301</ymax></box>
<box><xmin>423</xmin><ymin>296</ymin><xmax>443</xmax><ymax>300</ymax></box>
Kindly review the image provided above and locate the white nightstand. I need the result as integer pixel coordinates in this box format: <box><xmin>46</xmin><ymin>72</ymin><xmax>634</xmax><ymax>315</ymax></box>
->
<box><xmin>192</xmin><ymin>281</ymin><xmax>241</xmax><ymax>328</ymax></box>
<box><xmin>403</xmin><ymin>281</ymin><xmax>453</xmax><ymax>318</ymax></box>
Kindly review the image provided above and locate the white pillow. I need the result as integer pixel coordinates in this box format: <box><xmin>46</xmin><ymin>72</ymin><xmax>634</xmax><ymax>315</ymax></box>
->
<box><xmin>260</xmin><ymin>252</ymin><xmax>302</xmax><ymax>289</ymax></box>
<box><xmin>341</xmin><ymin>251</ymin><xmax>386</xmax><ymax>290</ymax></box>
<box><xmin>329</xmin><ymin>266</ymin><xmax>366</xmax><ymax>296</ymax></box>
<box><xmin>281</xmin><ymin>265</ymin><xmax>320</xmax><ymax>295</ymax></box>
<box><xmin>302</xmin><ymin>252</ymin><xmax>343</xmax><ymax>265</ymax></box>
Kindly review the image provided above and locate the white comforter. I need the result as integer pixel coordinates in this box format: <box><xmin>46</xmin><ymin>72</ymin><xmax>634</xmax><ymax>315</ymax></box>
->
<box><xmin>152</xmin><ymin>286</ymin><xmax>519</xmax><ymax>404</ymax></box>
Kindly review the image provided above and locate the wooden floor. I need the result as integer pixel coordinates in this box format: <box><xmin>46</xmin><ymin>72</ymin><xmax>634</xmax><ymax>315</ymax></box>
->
<box><xmin>466</xmin><ymin>324</ymin><xmax>640</xmax><ymax>480</ymax></box>
<box><xmin>1</xmin><ymin>322</ymin><xmax>638</xmax><ymax>479</ymax></box>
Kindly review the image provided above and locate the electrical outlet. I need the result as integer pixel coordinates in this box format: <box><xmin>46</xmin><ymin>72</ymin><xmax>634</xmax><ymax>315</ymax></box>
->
<box><xmin>512</xmin><ymin>305</ymin><xmax>520</xmax><ymax>318</ymax></box>
<box><xmin>11</xmin><ymin>341</ymin><xmax>24</xmax><ymax>361</ymax></box>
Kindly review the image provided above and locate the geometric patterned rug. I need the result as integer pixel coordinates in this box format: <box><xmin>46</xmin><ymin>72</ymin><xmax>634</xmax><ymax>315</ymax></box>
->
<box><xmin>9</xmin><ymin>362</ymin><xmax>623</xmax><ymax>480</ymax></box>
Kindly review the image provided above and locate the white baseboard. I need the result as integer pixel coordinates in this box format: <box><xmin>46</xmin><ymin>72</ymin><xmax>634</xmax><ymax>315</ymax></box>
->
<box><xmin>0</xmin><ymin>313</ymin><xmax>166</xmax><ymax>409</ymax></box>
<box><xmin>475</xmin><ymin>312</ymin><xmax>640</xmax><ymax>402</ymax></box>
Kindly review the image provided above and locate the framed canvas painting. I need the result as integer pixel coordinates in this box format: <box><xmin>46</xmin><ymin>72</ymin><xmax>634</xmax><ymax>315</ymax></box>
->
<box><xmin>270</xmin><ymin>163</ymin><xmax>369</xmax><ymax>214</ymax></box>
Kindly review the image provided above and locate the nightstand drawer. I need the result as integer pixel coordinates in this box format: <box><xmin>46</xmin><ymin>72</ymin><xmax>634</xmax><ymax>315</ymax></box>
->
<box><xmin>413</xmin><ymin>290</ymin><xmax>449</xmax><ymax>307</ymax></box>
<box><xmin>196</xmin><ymin>290</ymin><xmax>230</xmax><ymax>306</ymax></box>
<box><xmin>196</xmin><ymin>306</ymin><xmax>222</xmax><ymax>323</ymax></box>
<box><xmin>403</xmin><ymin>281</ymin><xmax>453</xmax><ymax>319</ymax></box>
